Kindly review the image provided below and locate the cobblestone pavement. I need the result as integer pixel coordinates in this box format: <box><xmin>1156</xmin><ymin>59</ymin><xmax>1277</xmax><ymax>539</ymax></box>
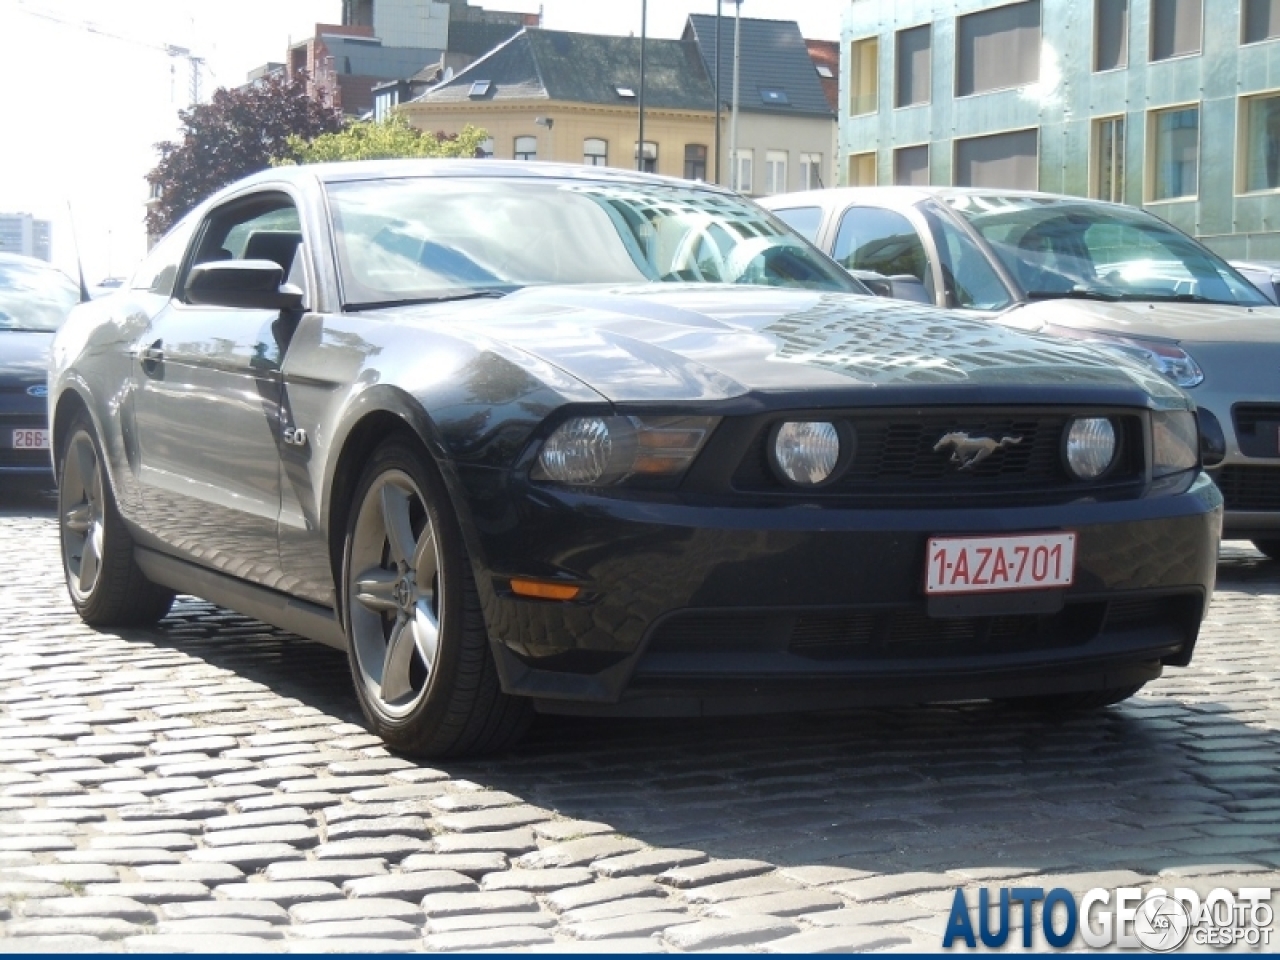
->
<box><xmin>2</xmin><ymin>488</ymin><xmax>1280</xmax><ymax>953</ymax></box>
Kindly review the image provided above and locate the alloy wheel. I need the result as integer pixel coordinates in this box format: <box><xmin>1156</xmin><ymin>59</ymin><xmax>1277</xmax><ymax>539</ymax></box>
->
<box><xmin>347</xmin><ymin>470</ymin><xmax>443</xmax><ymax>719</ymax></box>
<box><xmin>60</xmin><ymin>431</ymin><xmax>105</xmax><ymax>602</ymax></box>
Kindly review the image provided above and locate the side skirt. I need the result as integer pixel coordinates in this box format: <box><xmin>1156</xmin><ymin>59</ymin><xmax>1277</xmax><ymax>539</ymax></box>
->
<box><xmin>134</xmin><ymin>547</ymin><xmax>347</xmax><ymax>651</ymax></box>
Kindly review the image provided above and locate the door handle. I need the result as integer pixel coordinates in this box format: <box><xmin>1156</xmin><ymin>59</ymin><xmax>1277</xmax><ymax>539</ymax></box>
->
<box><xmin>140</xmin><ymin>339</ymin><xmax>164</xmax><ymax>377</ymax></box>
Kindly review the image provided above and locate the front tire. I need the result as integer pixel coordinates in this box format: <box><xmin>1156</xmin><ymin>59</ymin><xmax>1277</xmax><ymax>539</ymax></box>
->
<box><xmin>57</xmin><ymin>416</ymin><xmax>174</xmax><ymax>626</ymax></box>
<box><xmin>342</xmin><ymin>436</ymin><xmax>532</xmax><ymax>757</ymax></box>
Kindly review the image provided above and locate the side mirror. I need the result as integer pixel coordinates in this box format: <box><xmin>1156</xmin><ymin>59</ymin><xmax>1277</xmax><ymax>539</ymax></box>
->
<box><xmin>185</xmin><ymin>260</ymin><xmax>304</xmax><ymax>311</ymax></box>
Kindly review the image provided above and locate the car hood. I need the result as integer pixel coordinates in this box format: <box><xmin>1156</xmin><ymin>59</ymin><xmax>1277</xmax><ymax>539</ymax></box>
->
<box><xmin>1008</xmin><ymin>298</ymin><xmax>1280</xmax><ymax>344</ymax></box>
<box><xmin>401</xmin><ymin>285</ymin><xmax>1185</xmax><ymax>405</ymax></box>
<box><xmin>0</xmin><ymin>330</ymin><xmax>54</xmax><ymax>384</ymax></box>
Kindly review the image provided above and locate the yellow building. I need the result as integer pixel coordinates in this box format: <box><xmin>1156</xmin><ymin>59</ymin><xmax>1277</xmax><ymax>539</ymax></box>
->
<box><xmin>400</xmin><ymin>28</ymin><xmax>719</xmax><ymax>182</ymax></box>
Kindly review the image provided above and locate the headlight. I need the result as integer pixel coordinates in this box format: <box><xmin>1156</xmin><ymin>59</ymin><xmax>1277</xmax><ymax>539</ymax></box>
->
<box><xmin>1086</xmin><ymin>335</ymin><xmax>1203</xmax><ymax>388</ymax></box>
<box><xmin>772</xmin><ymin>421</ymin><xmax>844</xmax><ymax>486</ymax></box>
<box><xmin>1064</xmin><ymin>417</ymin><xmax>1117</xmax><ymax>479</ymax></box>
<box><xmin>1152</xmin><ymin>409</ymin><xmax>1198</xmax><ymax>477</ymax></box>
<box><xmin>535</xmin><ymin>415</ymin><xmax>718</xmax><ymax>486</ymax></box>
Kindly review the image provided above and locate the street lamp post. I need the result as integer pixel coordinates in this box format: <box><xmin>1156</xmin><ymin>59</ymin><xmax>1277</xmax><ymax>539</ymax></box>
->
<box><xmin>714</xmin><ymin>0</ymin><xmax>722</xmax><ymax>184</ymax></box>
<box><xmin>637</xmin><ymin>0</ymin><xmax>648</xmax><ymax>172</ymax></box>
<box><xmin>729</xmin><ymin>0</ymin><xmax>742</xmax><ymax>190</ymax></box>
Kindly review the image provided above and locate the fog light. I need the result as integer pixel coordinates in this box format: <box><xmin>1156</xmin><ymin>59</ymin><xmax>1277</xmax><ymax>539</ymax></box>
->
<box><xmin>773</xmin><ymin>421</ymin><xmax>841</xmax><ymax>485</ymax></box>
<box><xmin>1065</xmin><ymin>417</ymin><xmax>1117</xmax><ymax>479</ymax></box>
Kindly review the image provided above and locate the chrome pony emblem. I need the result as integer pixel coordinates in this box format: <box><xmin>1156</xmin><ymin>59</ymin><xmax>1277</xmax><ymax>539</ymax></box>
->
<box><xmin>26</xmin><ymin>384</ymin><xmax>47</xmax><ymax>398</ymax></box>
<box><xmin>934</xmin><ymin>431</ymin><xmax>1023</xmax><ymax>470</ymax></box>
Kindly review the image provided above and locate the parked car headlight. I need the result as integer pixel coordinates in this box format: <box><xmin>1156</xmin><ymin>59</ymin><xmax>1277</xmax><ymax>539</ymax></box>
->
<box><xmin>535</xmin><ymin>415</ymin><xmax>718</xmax><ymax>486</ymax></box>
<box><xmin>1085</xmin><ymin>334</ymin><xmax>1204</xmax><ymax>388</ymax></box>
<box><xmin>1152</xmin><ymin>409</ymin><xmax>1199</xmax><ymax>477</ymax></box>
<box><xmin>1064</xmin><ymin>417</ymin><xmax>1117</xmax><ymax>479</ymax></box>
<box><xmin>772</xmin><ymin>421</ymin><xmax>844</xmax><ymax>486</ymax></box>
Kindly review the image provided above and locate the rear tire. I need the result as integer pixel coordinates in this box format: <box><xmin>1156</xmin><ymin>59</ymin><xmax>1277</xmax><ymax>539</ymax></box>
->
<box><xmin>1000</xmin><ymin>683</ymin><xmax>1144</xmax><ymax>713</ymax></box>
<box><xmin>341</xmin><ymin>435</ymin><xmax>532</xmax><ymax>758</ymax></box>
<box><xmin>57</xmin><ymin>415</ymin><xmax>175</xmax><ymax>626</ymax></box>
<box><xmin>1251</xmin><ymin>539</ymin><xmax>1280</xmax><ymax>562</ymax></box>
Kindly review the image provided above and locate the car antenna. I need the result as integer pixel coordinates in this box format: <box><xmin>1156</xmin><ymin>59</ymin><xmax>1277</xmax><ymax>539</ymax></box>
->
<box><xmin>65</xmin><ymin>200</ymin><xmax>92</xmax><ymax>303</ymax></box>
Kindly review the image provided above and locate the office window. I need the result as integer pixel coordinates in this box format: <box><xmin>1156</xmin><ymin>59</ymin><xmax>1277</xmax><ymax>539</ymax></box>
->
<box><xmin>1094</xmin><ymin>0</ymin><xmax>1128</xmax><ymax>70</ymax></box>
<box><xmin>893</xmin><ymin>145</ymin><xmax>930</xmax><ymax>185</ymax></box>
<box><xmin>514</xmin><ymin>136</ymin><xmax>537</xmax><ymax>161</ymax></box>
<box><xmin>1151</xmin><ymin>0</ymin><xmax>1201</xmax><ymax>60</ymax></box>
<box><xmin>1244</xmin><ymin>0</ymin><xmax>1280</xmax><ymax>43</ymax></box>
<box><xmin>896</xmin><ymin>25</ymin><xmax>931</xmax><ymax>107</ymax></box>
<box><xmin>476</xmin><ymin>137</ymin><xmax>494</xmax><ymax>159</ymax></box>
<box><xmin>1150</xmin><ymin>106</ymin><xmax>1199</xmax><ymax>200</ymax></box>
<box><xmin>1091</xmin><ymin>116</ymin><xmax>1126</xmax><ymax>202</ymax></box>
<box><xmin>764</xmin><ymin>151</ymin><xmax>788</xmax><ymax>194</ymax></box>
<box><xmin>957</xmin><ymin>0</ymin><xmax>1040</xmax><ymax>97</ymax></box>
<box><xmin>1243</xmin><ymin>93</ymin><xmax>1280</xmax><ymax>192</ymax></box>
<box><xmin>634</xmin><ymin>141</ymin><xmax>657</xmax><ymax>174</ymax></box>
<box><xmin>849</xmin><ymin>152</ymin><xmax>876</xmax><ymax>186</ymax></box>
<box><xmin>955</xmin><ymin>129</ymin><xmax>1039</xmax><ymax>189</ymax></box>
<box><xmin>684</xmin><ymin>144</ymin><xmax>708</xmax><ymax>181</ymax></box>
<box><xmin>733</xmin><ymin>149</ymin><xmax>753</xmax><ymax>193</ymax></box>
<box><xmin>584</xmin><ymin>138</ymin><xmax>607</xmax><ymax>166</ymax></box>
<box><xmin>799</xmin><ymin>153</ymin><xmax>823</xmax><ymax>190</ymax></box>
<box><xmin>850</xmin><ymin>37</ymin><xmax>879</xmax><ymax>116</ymax></box>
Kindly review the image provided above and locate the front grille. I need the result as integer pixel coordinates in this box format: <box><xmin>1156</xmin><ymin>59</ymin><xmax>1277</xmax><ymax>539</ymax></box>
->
<box><xmin>1212</xmin><ymin>465</ymin><xmax>1280</xmax><ymax>512</ymax></box>
<box><xmin>642</xmin><ymin>593</ymin><xmax>1191</xmax><ymax>666</ymax></box>
<box><xmin>731</xmin><ymin>410</ymin><xmax>1142</xmax><ymax>501</ymax></box>
<box><xmin>1232</xmin><ymin>404</ymin><xmax>1280</xmax><ymax>458</ymax></box>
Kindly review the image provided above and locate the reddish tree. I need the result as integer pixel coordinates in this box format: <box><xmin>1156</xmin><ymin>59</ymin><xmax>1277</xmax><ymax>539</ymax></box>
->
<box><xmin>145</xmin><ymin>72</ymin><xmax>343</xmax><ymax>236</ymax></box>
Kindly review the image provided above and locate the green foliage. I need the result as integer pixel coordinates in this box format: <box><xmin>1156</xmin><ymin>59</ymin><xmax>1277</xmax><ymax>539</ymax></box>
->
<box><xmin>145</xmin><ymin>72</ymin><xmax>343</xmax><ymax>237</ymax></box>
<box><xmin>282</xmin><ymin>114</ymin><xmax>490</xmax><ymax>164</ymax></box>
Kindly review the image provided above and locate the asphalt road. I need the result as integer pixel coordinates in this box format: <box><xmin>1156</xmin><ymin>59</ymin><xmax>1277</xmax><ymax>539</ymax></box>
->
<box><xmin>1</xmin><ymin>484</ymin><xmax>1278</xmax><ymax>953</ymax></box>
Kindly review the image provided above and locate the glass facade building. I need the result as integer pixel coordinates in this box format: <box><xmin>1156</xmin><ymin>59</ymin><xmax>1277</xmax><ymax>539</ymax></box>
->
<box><xmin>840</xmin><ymin>0</ymin><xmax>1280</xmax><ymax>258</ymax></box>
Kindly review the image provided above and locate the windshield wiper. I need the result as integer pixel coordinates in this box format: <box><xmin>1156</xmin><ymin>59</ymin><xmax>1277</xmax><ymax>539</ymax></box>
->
<box><xmin>344</xmin><ymin>289</ymin><xmax>510</xmax><ymax>312</ymax></box>
<box><xmin>1130</xmin><ymin>292</ymin><xmax>1239</xmax><ymax>306</ymax></box>
<box><xmin>1025</xmin><ymin>287</ymin><xmax>1122</xmax><ymax>302</ymax></box>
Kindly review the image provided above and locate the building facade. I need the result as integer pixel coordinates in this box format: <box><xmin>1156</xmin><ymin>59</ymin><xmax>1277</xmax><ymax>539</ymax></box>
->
<box><xmin>0</xmin><ymin>214</ymin><xmax>52</xmax><ymax>262</ymax></box>
<box><xmin>841</xmin><ymin>0</ymin><xmax>1280</xmax><ymax>257</ymax></box>
<box><xmin>402</xmin><ymin>28</ymin><xmax>719</xmax><ymax>181</ymax></box>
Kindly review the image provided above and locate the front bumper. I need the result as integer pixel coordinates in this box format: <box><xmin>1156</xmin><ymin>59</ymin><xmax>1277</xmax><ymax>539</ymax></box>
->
<box><xmin>460</xmin><ymin>468</ymin><xmax>1222</xmax><ymax>715</ymax></box>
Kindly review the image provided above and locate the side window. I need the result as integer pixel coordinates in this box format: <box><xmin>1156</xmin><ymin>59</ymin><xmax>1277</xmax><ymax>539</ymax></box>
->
<box><xmin>921</xmin><ymin>208</ymin><xmax>1012</xmax><ymax>311</ymax></box>
<box><xmin>771</xmin><ymin>206</ymin><xmax>823</xmax><ymax>243</ymax></box>
<box><xmin>832</xmin><ymin>206</ymin><xmax>930</xmax><ymax>284</ymax></box>
<box><xmin>130</xmin><ymin>215</ymin><xmax>198</xmax><ymax>297</ymax></box>
<box><xmin>184</xmin><ymin>195</ymin><xmax>302</xmax><ymax>303</ymax></box>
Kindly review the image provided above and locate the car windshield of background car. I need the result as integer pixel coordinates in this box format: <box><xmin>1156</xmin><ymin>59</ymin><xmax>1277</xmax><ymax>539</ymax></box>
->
<box><xmin>325</xmin><ymin>177</ymin><xmax>860</xmax><ymax>308</ymax></box>
<box><xmin>0</xmin><ymin>259</ymin><xmax>79</xmax><ymax>332</ymax></box>
<box><xmin>945</xmin><ymin>195</ymin><xmax>1268</xmax><ymax>306</ymax></box>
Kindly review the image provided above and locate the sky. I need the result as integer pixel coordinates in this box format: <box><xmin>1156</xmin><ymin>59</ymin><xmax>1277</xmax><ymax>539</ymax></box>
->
<box><xmin>0</xmin><ymin>0</ymin><xmax>845</xmax><ymax>285</ymax></box>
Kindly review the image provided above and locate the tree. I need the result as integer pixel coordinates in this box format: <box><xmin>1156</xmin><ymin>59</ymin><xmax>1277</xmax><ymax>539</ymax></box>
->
<box><xmin>282</xmin><ymin>113</ymin><xmax>490</xmax><ymax>164</ymax></box>
<box><xmin>145</xmin><ymin>72</ymin><xmax>342</xmax><ymax>236</ymax></box>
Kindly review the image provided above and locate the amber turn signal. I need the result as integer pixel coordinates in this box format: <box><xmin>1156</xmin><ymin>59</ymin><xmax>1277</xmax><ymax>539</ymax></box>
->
<box><xmin>510</xmin><ymin>578</ymin><xmax>581</xmax><ymax>601</ymax></box>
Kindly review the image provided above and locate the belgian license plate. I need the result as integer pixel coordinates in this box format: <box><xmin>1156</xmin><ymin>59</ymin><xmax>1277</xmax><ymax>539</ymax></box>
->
<box><xmin>12</xmin><ymin>429</ymin><xmax>49</xmax><ymax>450</ymax></box>
<box><xmin>926</xmin><ymin>532</ymin><xmax>1075</xmax><ymax>595</ymax></box>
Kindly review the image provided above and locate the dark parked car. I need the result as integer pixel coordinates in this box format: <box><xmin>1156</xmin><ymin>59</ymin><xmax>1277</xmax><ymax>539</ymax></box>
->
<box><xmin>0</xmin><ymin>252</ymin><xmax>79</xmax><ymax>482</ymax></box>
<box><xmin>763</xmin><ymin>188</ymin><xmax>1280</xmax><ymax>559</ymax></box>
<box><xmin>51</xmin><ymin>161</ymin><xmax>1221</xmax><ymax>756</ymax></box>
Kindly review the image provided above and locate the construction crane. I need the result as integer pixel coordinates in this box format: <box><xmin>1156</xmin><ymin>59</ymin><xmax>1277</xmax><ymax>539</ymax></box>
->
<box><xmin>15</xmin><ymin>1</ymin><xmax>208</xmax><ymax>105</ymax></box>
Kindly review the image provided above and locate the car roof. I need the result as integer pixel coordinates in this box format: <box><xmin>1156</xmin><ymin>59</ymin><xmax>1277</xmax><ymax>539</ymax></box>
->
<box><xmin>758</xmin><ymin>185</ymin><xmax>1136</xmax><ymax>215</ymax></box>
<box><xmin>230</xmin><ymin>158</ymin><xmax>738</xmax><ymax>195</ymax></box>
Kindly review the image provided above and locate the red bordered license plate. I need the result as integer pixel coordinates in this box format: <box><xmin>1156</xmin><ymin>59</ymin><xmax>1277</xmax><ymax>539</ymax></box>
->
<box><xmin>925</xmin><ymin>532</ymin><xmax>1076</xmax><ymax>595</ymax></box>
<box><xmin>11</xmin><ymin>429</ymin><xmax>48</xmax><ymax>450</ymax></box>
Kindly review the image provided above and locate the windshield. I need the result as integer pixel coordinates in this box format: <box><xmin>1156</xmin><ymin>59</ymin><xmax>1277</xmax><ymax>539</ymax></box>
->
<box><xmin>325</xmin><ymin>177</ymin><xmax>861</xmax><ymax>308</ymax></box>
<box><xmin>943</xmin><ymin>195</ymin><xmax>1268</xmax><ymax>307</ymax></box>
<box><xmin>0</xmin><ymin>257</ymin><xmax>79</xmax><ymax>331</ymax></box>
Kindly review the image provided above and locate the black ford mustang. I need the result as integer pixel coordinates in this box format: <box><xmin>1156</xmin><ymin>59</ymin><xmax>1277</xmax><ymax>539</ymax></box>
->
<box><xmin>50</xmin><ymin>160</ymin><xmax>1221</xmax><ymax>756</ymax></box>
